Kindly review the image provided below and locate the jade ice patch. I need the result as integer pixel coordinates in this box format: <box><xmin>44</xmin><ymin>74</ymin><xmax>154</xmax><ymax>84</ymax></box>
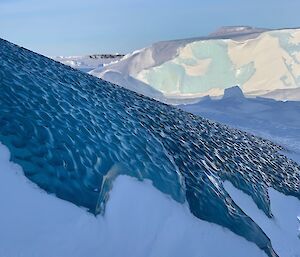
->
<box><xmin>139</xmin><ymin>40</ymin><xmax>255</xmax><ymax>94</ymax></box>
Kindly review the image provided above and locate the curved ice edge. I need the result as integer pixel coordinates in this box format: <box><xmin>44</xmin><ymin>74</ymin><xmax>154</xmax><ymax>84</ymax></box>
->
<box><xmin>224</xmin><ymin>180</ymin><xmax>300</xmax><ymax>257</ymax></box>
<box><xmin>0</xmin><ymin>142</ymin><xmax>266</xmax><ymax>257</ymax></box>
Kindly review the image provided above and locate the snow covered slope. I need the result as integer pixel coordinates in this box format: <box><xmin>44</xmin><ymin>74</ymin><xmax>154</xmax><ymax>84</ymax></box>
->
<box><xmin>52</xmin><ymin>54</ymin><xmax>168</xmax><ymax>101</ymax></box>
<box><xmin>92</xmin><ymin>26</ymin><xmax>300</xmax><ymax>102</ymax></box>
<box><xmin>179</xmin><ymin>86</ymin><xmax>300</xmax><ymax>158</ymax></box>
<box><xmin>0</xmin><ymin>143</ymin><xmax>266</xmax><ymax>257</ymax></box>
<box><xmin>1</xmin><ymin>39</ymin><xmax>300</xmax><ymax>257</ymax></box>
<box><xmin>259</xmin><ymin>87</ymin><xmax>300</xmax><ymax>101</ymax></box>
<box><xmin>53</xmin><ymin>54</ymin><xmax>124</xmax><ymax>73</ymax></box>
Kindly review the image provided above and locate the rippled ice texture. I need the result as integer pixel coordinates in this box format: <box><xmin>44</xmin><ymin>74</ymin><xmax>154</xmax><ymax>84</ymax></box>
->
<box><xmin>1</xmin><ymin>39</ymin><xmax>300</xmax><ymax>257</ymax></box>
<box><xmin>0</xmin><ymin>143</ymin><xmax>266</xmax><ymax>257</ymax></box>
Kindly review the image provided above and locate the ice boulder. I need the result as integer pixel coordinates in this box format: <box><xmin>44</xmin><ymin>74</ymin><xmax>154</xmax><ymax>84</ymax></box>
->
<box><xmin>223</xmin><ymin>85</ymin><xmax>245</xmax><ymax>99</ymax></box>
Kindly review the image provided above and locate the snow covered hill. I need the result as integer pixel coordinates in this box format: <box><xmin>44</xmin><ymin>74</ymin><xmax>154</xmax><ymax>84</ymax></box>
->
<box><xmin>53</xmin><ymin>54</ymin><xmax>166</xmax><ymax>101</ymax></box>
<box><xmin>53</xmin><ymin>54</ymin><xmax>124</xmax><ymax>73</ymax></box>
<box><xmin>1</xmin><ymin>39</ymin><xmax>300</xmax><ymax>257</ymax></box>
<box><xmin>91</xmin><ymin>26</ymin><xmax>300</xmax><ymax>102</ymax></box>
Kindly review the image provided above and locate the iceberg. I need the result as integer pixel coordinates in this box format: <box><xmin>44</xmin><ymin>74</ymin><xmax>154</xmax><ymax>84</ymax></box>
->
<box><xmin>92</xmin><ymin>27</ymin><xmax>300</xmax><ymax>102</ymax></box>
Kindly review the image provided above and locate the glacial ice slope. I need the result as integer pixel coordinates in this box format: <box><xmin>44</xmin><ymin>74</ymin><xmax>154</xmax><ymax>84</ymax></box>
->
<box><xmin>1</xmin><ymin>38</ymin><xmax>300</xmax><ymax>256</ymax></box>
<box><xmin>93</xmin><ymin>27</ymin><xmax>300</xmax><ymax>101</ymax></box>
<box><xmin>0</xmin><ymin>143</ymin><xmax>266</xmax><ymax>257</ymax></box>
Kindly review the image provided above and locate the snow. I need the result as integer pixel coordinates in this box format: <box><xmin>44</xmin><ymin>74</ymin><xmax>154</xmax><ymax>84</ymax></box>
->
<box><xmin>208</xmin><ymin>26</ymin><xmax>269</xmax><ymax>37</ymax></box>
<box><xmin>98</xmin><ymin>70</ymin><xmax>166</xmax><ymax>101</ymax></box>
<box><xmin>0</xmin><ymin>142</ymin><xmax>266</xmax><ymax>257</ymax></box>
<box><xmin>179</xmin><ymin>86</ymin><xmax>300</xmax><ymax>256</ymax></box>
<box><xmin>5</xmin><ymin>38</ymin><xmax>300</xmax><ymax>256</ymax></box>
<box><xmin>224</xmin><ymin>181</ymin><xmax>300</xmax><ymax>257</ymax></box>
<box><xmin>53</xmin><ymin>54</ymin><xmax>124</xmax><ymax>73</ymax></box>
<box><xmin>179</xmin><ymin>87</ymin><xmax>300</xmax><ymax>157</ymax></box>
<box><xmin>2</xmin><ymin>37</ymin><xmax>300</xmax><ymax>257</ymax></box>
<box><xmin>258</xmin><ymin>87</ymin><xmax>300</xmax><ymax>102</ymax></box>
<box><xmin>178</xmin><ymin>86</ymin><xmax>300</xmax><ymax>256</ymax></box>
<box><xmin>298</xmin><ymin>216</ymin><xmax>300</xmax><ymax>238</ymax></box>
<box><xmin>90</xmin><ymin>28</ymin><xmax>300</xmax><ymax>103</ymax></box>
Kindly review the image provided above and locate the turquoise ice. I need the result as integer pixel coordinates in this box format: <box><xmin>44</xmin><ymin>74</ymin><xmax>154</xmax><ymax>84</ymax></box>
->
<box><xmin>270</xmin><ymin>31</ymin><xmax>300</xmax><ymax>86</ymax></box>
<box><xmin>142</xmin><ymin>40</ymin><xmax>255</xmax><ymax>94</ymax></box>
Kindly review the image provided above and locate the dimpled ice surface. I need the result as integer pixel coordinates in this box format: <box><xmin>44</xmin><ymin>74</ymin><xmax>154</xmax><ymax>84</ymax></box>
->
<box><xmin>1</xmin><ymin>39</ymin><xmax>300</xmax><ymax>257</ymax></box>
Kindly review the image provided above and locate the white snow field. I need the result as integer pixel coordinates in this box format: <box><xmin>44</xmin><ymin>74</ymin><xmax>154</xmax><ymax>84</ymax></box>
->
<box><xmin>179</xmin><ymin>86</ymin><xmax>300</xmax><ymax>161</ymax></box>
<box><xmin>0</xmin><ymin>143</ymin><xmax>266</xmax><ymax>257</ymax></box>
<box><xmin>224</xmin><ymin>181</ymin><xmax>300</xmax><ymax>257</ymax></box>
<box><xmin>90</xmin><ymin>26</ymin><xmax>300</xmax><ymax>102</ymax></box>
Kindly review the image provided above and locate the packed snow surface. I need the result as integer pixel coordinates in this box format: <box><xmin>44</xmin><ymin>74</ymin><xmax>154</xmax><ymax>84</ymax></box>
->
<box><xmin>1</xmin><ymin>39</ymin><xmax>300</xmax><ymax>256</ymax></box>
<box><xmin>224</xmin><ymin>181</ymin><xmax>300</xmax><ymax>257</ymax></box>
<box><xmin>179</xmin><ymin>86</ymin><xmax>300</xmax><ymax>156</ymax></box>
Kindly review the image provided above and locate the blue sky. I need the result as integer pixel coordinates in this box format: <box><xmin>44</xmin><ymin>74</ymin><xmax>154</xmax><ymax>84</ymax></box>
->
<box><xmin>0</xmin><ymin>0</ymin><xmax>300</xmax><ymax>56</ymax></box>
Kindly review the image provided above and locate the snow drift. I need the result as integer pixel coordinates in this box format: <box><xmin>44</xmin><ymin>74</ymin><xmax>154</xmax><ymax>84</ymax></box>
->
<box><xmin>92</xmin><ymin>27</ymin><xmax>300</xmax><ymax>102</ymax></box>
<box><xmin>0</xmin><ymin>143</ymin><xmax>266</xmax><ymax>257</ymax></box>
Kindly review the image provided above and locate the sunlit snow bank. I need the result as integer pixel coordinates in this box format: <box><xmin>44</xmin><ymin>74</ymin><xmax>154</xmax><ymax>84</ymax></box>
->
<box><xmin>0</xmin><ymin>143</ymin><xmax>265</xmax><ymax>257</ymax></box>
<box><xmin>94</xmin><ymin>28</ymin><xmax>300</xmax><ymax>102</ymax></box>
<box><xmin>224</xmin><ymin>181</ymin><xmax>300</xmax><ymax>257</ymax></box>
